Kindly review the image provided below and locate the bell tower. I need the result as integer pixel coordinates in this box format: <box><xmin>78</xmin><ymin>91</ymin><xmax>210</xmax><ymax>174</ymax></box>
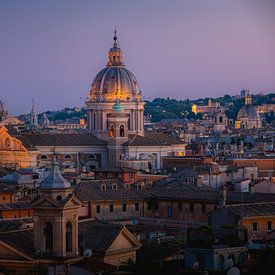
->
<box><xmin>108</xmin><ymin>101</ymin><xmax>128</xmax><ymax>165</ymax></box>
<box><xmin>214</xmin><ymin>108</ymin><xmax>228</xmax><ymax>132</ymax></box>
<box><xmin>31</xmin><ymin>160</ymin><xmax>80</xmax><ymax>258</ymax></box>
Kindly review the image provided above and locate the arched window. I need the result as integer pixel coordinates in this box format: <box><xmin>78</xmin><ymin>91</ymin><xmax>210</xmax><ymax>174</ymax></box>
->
<box><xmin>44</xmin><ymin>222</ymin><xmax>53</xmax><ymax>252</ymax></box>
<box><xmin>218</xmin><ymin>255</ymin><xmax>225</xmax><ymax>269</ymax></box>
<box><xmin>64</xmin><ymin>155</ymin><xmax>72</xmax><ymax>160</ymax></box>
<box><xmin>109</xmin><ymin>125</ymin><xmax>114</xmax><ymax>138</ymax></box>
<box><xmin>66</xmin><ymin>221</ymin><xmax>73</xmax><ymax>252</ymax></box>
<box><xmin>120</xmin><ymin>125</ymin><xmax>125</xmax><ymax>137</ymax></box>
<box><xmin>88</xmin><ymin>154</ymin><xmax>96</xmax><ymax>160</ymax></box>
<box><xmin>40</xmin><ymin>155</ymin><xmax>48</xmax><ymax>160</ymax></box>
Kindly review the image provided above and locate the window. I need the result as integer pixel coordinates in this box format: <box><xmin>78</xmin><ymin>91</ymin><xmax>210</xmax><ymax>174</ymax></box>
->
<box><xmin>110</xmin><ymin>204</ymin><xmax>114</xmax><ymax>213</ymax></box>
<box><xmin>178</xmin><ymin>202</ymin><xmax>182</xmax><ymax>212</ymax></box>
<box><xmin>3</xmin><ymin>197</ymin><xmax>5</xmax><ymax>201</ymax></box>
<box><xmin>112</xmin><ymin>184</ymin><xmax>117</xmax><ymax>190</ymax></box>
<box><xmin>268</xmin><ymin>221</ymin><xmax>272</xmax><ymax>231</ymax></box>
<box><xmin>101</xmin><ymin>184</ymin><xmax>106</xmax><ymax>190</ymax></box>
<box><xmin>189</xmin><ymin>204</ymin><xmax>194</xmax><ymax>214</ymax></box>
<box><xmin>129</xmin><ymin>173</ymin><xmax>133</xmax><ymax>178</ymax></box>
<box><xmin>88</xmin><ymin>154</ymin><xmax>96</xmax><ymax>160</ymax></box>
<box><xmin>40</xmin><ymin>155</ymin><xmax>48</xmax><ymax>160</ymax></box>
<box><xmin>252</xmin><ymin>222</ymin><xmax>258</xmax><ymax>232</ymax></box>
<box><xmin>64</xmin><ymin>154</ymin><xmax>72</xmax><ymax>159</ymax></box>
<box><xmin>167</xmin><ymin>206</ymin><xmax>173</xmax><ymax>218</ymax></box>
<box><xmin>107</xmin><ymin>172</ymin><xmax>112</xmax><ymax>179</ymax></box>
<box><xmin>135</xmin><ymin>203</ymin><xmax>139</xmax><ymax>211</ymax></box>
<box><xmin>44</xmin><ymin>222</ymin><xmax>53</xmax><ymax>252</ymax></box>
<box><xmin>109</xmin><ymin>125</ymin><xmax>114</xmax><ymax>138</ymax></box>
<box><xmin>96</xmin><ymin>205</ymin><xmax>101</xmax><ymax>214</ymax></box>
<box><xmin>120</xmin><ymin>125</ymin><xmax>125</xmax><ymax>137</ymax></box>
<box><xmin>122</xmin><ymin>203</ymin><xmax>127</xmax><ymax>212</ymax></box>
<box><xmin>125</xmin><ymin>183</ymin><xmax>130</xmax><ymax>189</ymax></box>
<box><xmin>202</xmin><ymin>204</ymin><xmax>206</xmax><ymax>213</ymax></box>
<box><xmin>66</xmin><ymin>221</ymin><xmax>73</xmax><ymax>252</ymax></box>
<box><xmin>219</xmin><ymin>116</ymin><xmax>223</xmax><ymax>123</ymax></box>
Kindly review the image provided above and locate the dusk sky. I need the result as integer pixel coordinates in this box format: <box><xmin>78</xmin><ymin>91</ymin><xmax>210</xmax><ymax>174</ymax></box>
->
<box><xmin>1</xmin><ymin>0</ymin><xmax>275</xmax><ymax>115</ymax></box>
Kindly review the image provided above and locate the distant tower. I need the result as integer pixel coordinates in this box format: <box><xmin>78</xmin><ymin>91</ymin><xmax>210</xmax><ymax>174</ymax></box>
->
<box><xmin>29</xmin><ymin>98</ymin><xmax>38</xmax><ymax>128</ymax></box>
<box><xmin>108</xmin><ymin>101</ymin><xmax>128</xmax><ymax>165</ymax></box>
<box><xmin>31</xmin><ymin>160</ymin><xmax>80</xmax><ymax>257</ymax></box>
<box><xmin>214</xmin><ymin>108</ymin><xmax>228</xmax><ymax>132</ymax></box>
<box><xmin>0</xmin><ymin>100</ymin><xmax>8</xmax><ymax>122</ymax></box>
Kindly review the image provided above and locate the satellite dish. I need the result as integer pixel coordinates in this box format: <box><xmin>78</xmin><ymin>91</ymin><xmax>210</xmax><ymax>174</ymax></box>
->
<box><xmin>83</xmin><ymin>248</ymin><xmax>92</xmax><ymax>257</ymax></box>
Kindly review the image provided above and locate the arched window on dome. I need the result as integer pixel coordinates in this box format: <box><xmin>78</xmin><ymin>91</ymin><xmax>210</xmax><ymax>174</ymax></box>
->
<box><xmin>109</xmin><ymin>125</ymin><xmax>114</xmax><ymax>138</ymax></box>
<box><xmin>120</xmin><ymin>125</ymin><xmax>125</xmax><ymax>137</ymax></box>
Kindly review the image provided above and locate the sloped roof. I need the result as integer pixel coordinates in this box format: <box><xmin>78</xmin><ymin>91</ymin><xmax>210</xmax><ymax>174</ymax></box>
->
<box><xmin>125</xmin><ymin>132</ymin><xmax>184</xmax><ymax>146</ymax></box>
<box><xmin>227</xmin><ymin>202</ymin><xmax>275</xmax><ymax>217</ymax></box>
<box><xmin>78</xmin><ymin>220</ymin><xmax>124</xmax><ymax>254</ymax></box>
<box><xmin>6</xmin><ymin>126</ymin><xmax>107</xmax><ymax>148</ymax></box>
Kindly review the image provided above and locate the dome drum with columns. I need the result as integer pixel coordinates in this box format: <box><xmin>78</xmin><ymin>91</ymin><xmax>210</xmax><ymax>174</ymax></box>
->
<box><xmin>86</xmin><ymin>31</ymin><xmax>145</xmax><ymax>140</ymax></box>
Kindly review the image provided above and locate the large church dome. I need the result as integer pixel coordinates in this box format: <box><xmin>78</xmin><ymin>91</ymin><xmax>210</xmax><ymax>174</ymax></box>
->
<box><xmin>89</xmin><ymin>31</ymin><xmax>141</xmax><ymax>102</ymax></box>
<box><xmin>237</xmin><ymin>105</ymin><xmax>260</xmax><ymax>121</ymax></box>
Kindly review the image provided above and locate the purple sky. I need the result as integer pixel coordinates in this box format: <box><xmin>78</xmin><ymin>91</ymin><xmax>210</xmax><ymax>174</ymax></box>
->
<box><xmin>1</xmin><ymin>0</ymin><xmax>275</xmax><ymax>115</ymax></box>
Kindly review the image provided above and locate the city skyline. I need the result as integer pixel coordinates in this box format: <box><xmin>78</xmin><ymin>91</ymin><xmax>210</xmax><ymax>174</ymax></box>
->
<box><xmin>1</xmin><ymin>0</ymin><xmax>275</xmax><ymax>114</ymax></box>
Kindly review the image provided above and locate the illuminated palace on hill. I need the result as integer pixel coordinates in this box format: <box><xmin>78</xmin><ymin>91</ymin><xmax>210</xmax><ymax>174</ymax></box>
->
<box><xmin>0</xmin><ymin>32</ymin><xmax>185</xmax><ymax>171</ymax></box>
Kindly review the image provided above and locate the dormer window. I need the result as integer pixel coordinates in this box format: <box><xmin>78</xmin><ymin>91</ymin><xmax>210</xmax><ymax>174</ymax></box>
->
<box><xmin>41</xmin><ymin>155</ymin><xmax>48</xmax><ymax>160</ymax></box>
<box><xmin>64</xmin><ymin>155</ymin><xmax>72</xmax><ymax>160</ymax></box>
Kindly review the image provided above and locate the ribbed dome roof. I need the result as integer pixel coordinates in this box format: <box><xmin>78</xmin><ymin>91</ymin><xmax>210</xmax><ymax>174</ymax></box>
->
<box><xmin>237</xmin><ymin>105</ymin><xmax>260</xmax><ymax>120</ymax></box>
<box><xmin>40</xmin><ymin>161</ymin><xmax>71</xmax><ymax>190</ymax></box>
<box><xmin>90</xmin><ymin>67</ymin><xmax>141</xmax><ymax>101</ymax></box>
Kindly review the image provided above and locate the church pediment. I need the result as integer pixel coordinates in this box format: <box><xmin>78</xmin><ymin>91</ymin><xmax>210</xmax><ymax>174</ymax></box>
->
<box><xmin>107</xmin><ymin>227</ymin><xmax>141</xmax><ymax>254</ymax></box>
<box><xmin>63</xmin><ymin>196</ymin><xmax>82</xmax><ymax>208</ymax></box>
<box><xmin>31</xmin><ymin>197</ymin><xmax>60</xmax><ymax>208</ymax></box>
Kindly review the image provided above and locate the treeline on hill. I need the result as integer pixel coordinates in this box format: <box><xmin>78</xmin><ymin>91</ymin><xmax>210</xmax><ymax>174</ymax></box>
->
<box><xmin>144</xmin><ymin>93</ymin><xmax>274</xmax><ymax>123</ymax></box>
<box><xmin>37</xmin><ymin>93</ymin><xmax>274</xmax><ymax>123</ymax></box>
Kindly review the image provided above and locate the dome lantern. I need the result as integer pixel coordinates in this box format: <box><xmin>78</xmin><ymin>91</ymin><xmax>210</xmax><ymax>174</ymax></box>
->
<box><xmin>107</xmin><ymin>29</ymin><xmax>124</xmax><ymax>67</ymax></box>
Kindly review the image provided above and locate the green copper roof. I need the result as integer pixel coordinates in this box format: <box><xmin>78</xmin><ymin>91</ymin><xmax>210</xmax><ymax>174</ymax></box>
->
<box><xmin>112</xmin><ymin>101</ymin><xmax>124</xmax><ymax>112</ymax></box>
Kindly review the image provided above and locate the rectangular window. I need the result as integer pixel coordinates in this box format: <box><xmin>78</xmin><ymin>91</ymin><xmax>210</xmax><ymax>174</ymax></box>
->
<box><xmin>110</xmin><ymin>204</ymin><xmax>114</xmax><ymax>213</ymax></box>
<box><xmin>202</xmin><ymin>204</ymin><xmax>206</xmax><ymax>213</ymax></box>
<box><xmin>135</xmin><ymin>203</ymin><xmax>139</xmax><ymax>211</ymax></box>
<box><xmin>252</xmin><ymin>222</ymin><xmax>258</xmax><ymax>232</ymax></box>
<box><xmin>122</xmin><ymin>203</ymin><xmax>127</xmax><ymax>212</ymax></box>
<box><xmin>189</xmin><ymin>204</ymin><xmax>194</xmax><ymax>214</ymax></box>
<box><xmin>268</xmin><ymin>221</ymin><xmax>272</xmax><ymax>231</ymax></box>
<box><xmin>96</xmin><ymin>205</ymin><xmax>100</xmax><ymax>214</ymax></box>
<box><xmin>178</xmin><ymin>202</ymin><xmax>182</xmax><ymax>212</ymax></box>
<box><xmin>167</xmin><ymin>206</ymin><xmax>173</xmax><ymax>218</ymax></box>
